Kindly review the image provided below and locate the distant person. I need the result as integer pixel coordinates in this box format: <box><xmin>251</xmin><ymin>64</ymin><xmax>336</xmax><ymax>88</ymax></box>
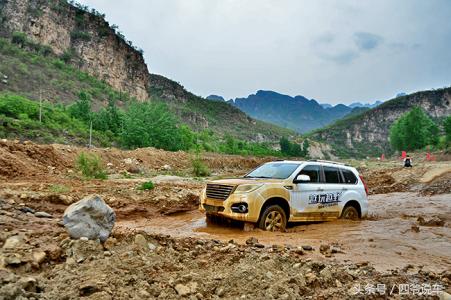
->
<box><xmin>403</xmin><ymin>155</ymin><xmax>412</xmax><ymax>168</ymax></box>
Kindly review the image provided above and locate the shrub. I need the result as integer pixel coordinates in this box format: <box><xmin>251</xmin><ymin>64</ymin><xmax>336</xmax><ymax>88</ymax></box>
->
<box><xmin>11</xmin><ymin>32</ymin><xmax>27</xmax><ymax>47</ymax></box>
<box><xmin>389</xmin><ymin>106</ymin><xmax>439</xmax><ymax>151</ymax></box>
<box><xmin>444</xmin><ymin>116</ymin><xmax>451</xmax><ymax>146</ymax></box>
<box><xmin>138</xmin><ymin>181</ymin><xmax>155</xmax><ymax>191</ymax></box>
<box><xmin>191</xmin><ymin>151</ymin><xmax>210</xmax><ymax>177</ymax></box>
<box><xmin>75</xmin><ymin>152</ymin><xmax>107</xmax><ymax>179</ymax></box>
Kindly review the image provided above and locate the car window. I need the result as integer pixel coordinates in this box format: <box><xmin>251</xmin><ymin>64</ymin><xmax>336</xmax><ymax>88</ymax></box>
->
<box><xmin>244</xmin><ymin>163</ymin><xmax>300</xmax><ymax>179</ymax></box>
<box><xmin>298</xmin><ymin>165</ymin><xmax>320</xmax><ymax>183</ymax></box>
<box><xmin>341</xmin><ymin>168</ymin><xmax>357</xmax><ymax>184</ymax></box>
<box><xmin>323</xmin><ymin>166</ymin><xmax>341</xmax><ymax>184</ymax></box>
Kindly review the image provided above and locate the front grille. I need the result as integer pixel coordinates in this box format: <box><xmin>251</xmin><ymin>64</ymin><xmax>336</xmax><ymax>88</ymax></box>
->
<box><xmin>206</xmin><ymin>184</ymin><xmax>234</xmax><ymax>201</ymax></box>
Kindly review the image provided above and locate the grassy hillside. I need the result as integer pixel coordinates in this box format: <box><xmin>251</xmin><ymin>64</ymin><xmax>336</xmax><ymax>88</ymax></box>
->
<box><xmin>0</xmin><ymin>36</ymin><xmax>295</xmax><ymax>144</ymax></box>
<box><xmin>310</xmin><ymin>88</ymin><xmax>451</xmax><ymax>158</ymax></box>
<box><xmin>0</xmin><ymin>36</ymin><xmax>300</xmax><ymax>157</ymax></box>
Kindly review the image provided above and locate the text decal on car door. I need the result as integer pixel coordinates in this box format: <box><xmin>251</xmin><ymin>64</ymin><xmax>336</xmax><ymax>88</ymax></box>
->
<box><xmin>308</xmin><ymin>192</ymin><xmax>342</xmax><ymax>205</ymax></box>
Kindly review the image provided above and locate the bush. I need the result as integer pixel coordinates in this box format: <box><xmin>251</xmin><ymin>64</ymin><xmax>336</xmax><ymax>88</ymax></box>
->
<box><xmin>191</xmin><ymin>151</ymin><xmax>210</xmax><ymax>177</ymax></box>
<box><xmin>389</xmin><ymin>106</ymin><xmax>439</xmax><ymax>151</ymax></box>
<box><xmin>138</xmin><ymin>181</ymin><xmax>155</xmax><ymax>191</ymax></box>
<box><xmin>120</xmin><ymin>101</ymin><xmax>185</xmax><ymax>151</ymax></box>
<box><xmin>444</xmin><ymin>116</ymin><xmax>451</xmax><ymax>146</ymax></box>
<box><xmin>75</xmin><ymin>152</ymin><xmax>107</xmax><ymax>179</ymax></box>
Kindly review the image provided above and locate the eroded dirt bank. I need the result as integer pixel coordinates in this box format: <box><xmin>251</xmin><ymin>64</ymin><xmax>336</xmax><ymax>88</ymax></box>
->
<box><xmin>0</xmin><ymin>140</ymin><xmax>450</xmax><ymax>299</ymax></box>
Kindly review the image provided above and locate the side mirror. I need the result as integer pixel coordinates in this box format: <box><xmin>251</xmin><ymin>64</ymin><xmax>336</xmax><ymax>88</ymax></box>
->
<box><xmin>295</xmin><ymin>174</ymin><xmax>311</xmax><ymax>183</ymax></box>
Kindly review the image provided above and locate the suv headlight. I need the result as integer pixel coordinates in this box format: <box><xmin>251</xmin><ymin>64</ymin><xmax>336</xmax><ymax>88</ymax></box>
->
<box><xmin>234</xmin><ymin>184</ymin><xmax>263</xmax><ymax>194</ymax></box>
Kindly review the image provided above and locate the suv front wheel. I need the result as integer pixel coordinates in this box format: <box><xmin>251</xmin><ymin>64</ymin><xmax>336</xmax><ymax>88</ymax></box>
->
<box><xmin>258</xmin><ymin>205</ymin><xmax>287</xmax><ymax>231</ymax></box>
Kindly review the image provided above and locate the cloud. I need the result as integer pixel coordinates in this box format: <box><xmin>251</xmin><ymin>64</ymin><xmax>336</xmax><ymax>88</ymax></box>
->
<box><xmin>353</xmin><ymin>32</ymin><xmax>383</xmax><ymax>51</ymax></box>
<box><xmin>312</xmin><ymin>32</ymin><xmax>359</xmax><ymax>64</ymax></box>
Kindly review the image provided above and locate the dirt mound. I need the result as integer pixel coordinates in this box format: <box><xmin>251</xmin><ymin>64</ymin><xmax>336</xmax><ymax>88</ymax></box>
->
<box><xmin>0</xmin><ymin>140</ymin><xmax>68</xmax><ymax>178</ymax></box>
<box><xmin>420</xmin><ymin>172</ymin><xmax>451</xmax><ymax>196</ymax></box>
<box><xmin>364</xmin><ymin>168</ymin><xmax>408</xmax><ymax>194</ymax></box>
<box><xmin>0</xmin><ymin>139</ymin><xmax>267</xmax><ymax>180</ymax></box>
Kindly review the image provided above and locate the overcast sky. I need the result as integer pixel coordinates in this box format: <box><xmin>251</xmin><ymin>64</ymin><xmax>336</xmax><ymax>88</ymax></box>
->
<box><xmin>78</xmin><ymin>0</ymin><xmax>451</xmax><ymax>104</ymax></box>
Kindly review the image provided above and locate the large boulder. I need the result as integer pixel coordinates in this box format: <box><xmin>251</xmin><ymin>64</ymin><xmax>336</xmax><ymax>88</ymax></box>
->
<box><xmin>63</xmin><ymin>195</ymin><xmax>115</xmax><ymax>242</ymax></box>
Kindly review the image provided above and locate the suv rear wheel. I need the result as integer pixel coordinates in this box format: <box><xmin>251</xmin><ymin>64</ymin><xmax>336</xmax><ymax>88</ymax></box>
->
<box><xmin>258</xmin><ymin>205</ymin><xmax>287</xmax><ymax>231</ymax></box>
<box><xmin>341</xmin><ymin>206</ymin><xmax>359</xmax><ymax>220</ymax></box>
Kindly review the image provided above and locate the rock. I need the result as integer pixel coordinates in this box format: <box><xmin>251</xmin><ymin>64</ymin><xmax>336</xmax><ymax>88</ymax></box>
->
<box><xmin>35</xmin><ymin>211</ymin><xmax>53</xmax><ymax>218</ymax></box>
<box><xmin>175</xmin><ymin>284</ymin><xmax>191</xmax><ymax>296</ymax></box>
<box><xmin>2</xmin><ymin>235</ymin><xmax>23</xmax><ymax>249</ymax></box>
<box><xmin>104</xmin><ymin>237</ymin><xmax>117</xmax><ymax>250</ymax></box>
<box><xmin>162</xmin><ymin>164</ymin><xmax>172</xmax><ymax>171</ymax></box>
<box><xmin>254</xmin><ymin>243</ymin><xmax>265</xmax><ymax>248</ymax></box>
<box><xmin>245</xmin><ymin>237</ymin><xmax>258</xmax><ymax>245</ymax></box>
<box><xmin>134</xmin><ymin>234</ymin><xmax>147</xmax><ymax>248</ymax></box>
<box><xmin>123</xmin><ymin>158</ymin><xmax>133</xmax><ymax>164</ymax></box>
<box><xmin>215</xmin><ymin>286</ymin><xmax>225</xmax><ymax>297</ymax></box>
<box><xmin>148</xmin><ymin>243</ymin><xmax>157</xmax><ymax>251</ymax></box>
<box><xmin>17</xmin><ymin>277</ymin><xmax>38</xmax><ymax>292</ymax></box>
<box><xmin>330</xmin><ymin>245</ymin><xmax>343</xmax><ymax>254</ymax></box>
<box><xmin>63</xmin><ymin>195</ymin><xmax>115</xmax><ymax>242</ymax></box>
<box><xmin>417</xmin><ymin>216</ymin><xmax>445</xmax><ymax>227</ymax></box>
<box><xmin>302</xmin><ymin>245</ymin><xmax>313</xmax><ymax>251</ymax></box>
<box><xmin>18</xmin><ymin>207</ymin><xmax>35</xmax><ymax>214</ymax></box>
<box><xmin>293</xmin><ymin>263</ymin><xmax>302</xmax><ymax>269</ymax></box>
<box><xmin>411</xmin><ymin>224</ymin><xmax>420</xmax><ymax>232</ymax></box>
<box><xmin>319</xmin><ymin>244</ymin><xmax>330</xmax><ymax>253</ymax></box>
<box><xmin>32</xmin><ymin>251</ymin><xmax>46</xmax><ymax>264</ymax></box>
<box><xmin>79</xmin><ymin>282</ymin><xmax>101</xmax><ymax>296</ymax></box>
<box><xmin>294</xmin><ymin>247</ymin><xmax>304</xmax><ymax>255</ymax></box>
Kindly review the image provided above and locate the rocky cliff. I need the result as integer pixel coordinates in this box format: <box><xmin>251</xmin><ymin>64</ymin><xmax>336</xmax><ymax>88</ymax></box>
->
<box><xmin>311</xmin><ymin>87</ymin><xmax>451</xmax><ymax>157</ymax></box>
<box><xmin>0</xmin><ymin>0</ymin><xmax>150</xmax><ymax>100</ymax></box>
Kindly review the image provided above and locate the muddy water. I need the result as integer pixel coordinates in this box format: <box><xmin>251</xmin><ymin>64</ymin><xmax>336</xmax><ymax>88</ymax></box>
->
<box><xmin>118</xmin><ymin>192</ymin><xmax>451</xmax><ymax>272</ymax></box>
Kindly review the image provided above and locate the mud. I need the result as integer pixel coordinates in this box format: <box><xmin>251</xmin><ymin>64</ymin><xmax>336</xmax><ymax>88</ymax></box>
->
<box><xmin>119</xmin><ymin>192</ymin><xmax>451</xmax><ymax>273</ymax></box>
<box><xmin>1</xmin><ymin>140</ymin><xmax>450</xmax><ymax>299</ymax></box>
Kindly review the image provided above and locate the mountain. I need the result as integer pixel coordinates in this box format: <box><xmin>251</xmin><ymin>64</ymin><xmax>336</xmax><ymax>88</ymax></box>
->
<box><xmin>229</xmin><ymin>90</ymin><xmax>353</xmax><ymax>133</ymax></box>
<box><xmin>206</xmin><ymin>95</ymin><xmax>225</xmax><ymax>101</ymax></box>
<box><xmin>0</xmin><ymin>0</ymin><xmax>295</xmax><ymax>143</ymax></box>
<box><xmin>310</xmin><ymin>87</ymin><xmax>451</xmax><ymax>158</ymax></box>
<box><xmin>348</xmin><ymin>101</ymin><xmax>383</xmax><ymax>108</ymax></box>
<box><xmin>320</xmin><ymin>103</ymin><xmax>333</xmax><ymax>109</ymax></box>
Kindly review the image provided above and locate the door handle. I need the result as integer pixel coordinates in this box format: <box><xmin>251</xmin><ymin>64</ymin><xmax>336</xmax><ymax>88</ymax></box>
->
<box><xmin>342</xmin><ymin>188</ymin><xmax>348</xmax><ymax>191</ymax></box>
<box><xmin>316</xmin><ymin>188</ymin><xmax>324</xmax><ymax>192</ymax></box>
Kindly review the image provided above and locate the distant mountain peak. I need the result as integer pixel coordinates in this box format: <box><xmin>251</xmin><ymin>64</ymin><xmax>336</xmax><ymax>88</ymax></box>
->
<box><xmin>206</xmin><ymin>95</ymin><xmax>225</xmax><ymax>101</ymax></box>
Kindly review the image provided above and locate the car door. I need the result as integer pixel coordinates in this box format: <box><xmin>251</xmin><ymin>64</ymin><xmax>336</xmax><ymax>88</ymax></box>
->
<box><xmin>319</xmin><ymin>165</ymin><xmax>343</xmax><ymax>216</ymax></box>
<box><xmin>290</xmin><ymin>164</ymin><xmax>322</xmax><ymax>217</ymax></box>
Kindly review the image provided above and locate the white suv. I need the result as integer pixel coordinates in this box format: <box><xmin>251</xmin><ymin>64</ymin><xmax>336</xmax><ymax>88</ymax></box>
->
<box><xmin>199</xmin><ymin>160</ymin><xmax>369</xmax><ymax>231</ymax></box>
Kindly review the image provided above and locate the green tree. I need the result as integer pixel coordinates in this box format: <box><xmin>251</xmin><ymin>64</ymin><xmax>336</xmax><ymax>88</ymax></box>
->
<box><xmin>389</xmin><ymin>106</ymin><xmax>439</xmax><ymax>151</ymax></box>
<box><xmin>68</xmin><ymin>91</ymin><xmax>92</xmax><ymax>124</ymax></box>
<box><xmin>444</xmin><ymin>116</ymin><xmax>451</xmax><ymax>147</ymax></box>
<box><xmin>279</xmin><ymin>137</ymin><xmax>306</xmax><ymax>157</ymax></box>
<box><xmin>302</xmin><ymin>139</ymin><xmax>310</xmax><ymax>157</ymax></box>
<box><xmin>120</xmin><ymin>101</ymin><xmax>183</xmax><ymax>151</ymax></box>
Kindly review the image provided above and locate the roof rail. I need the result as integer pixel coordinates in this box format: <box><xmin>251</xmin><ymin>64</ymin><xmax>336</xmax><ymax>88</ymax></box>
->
<box><xmin>308</xmin><ymin>159</ymin><xmax>346</xmax><ymax>166</ymax></box>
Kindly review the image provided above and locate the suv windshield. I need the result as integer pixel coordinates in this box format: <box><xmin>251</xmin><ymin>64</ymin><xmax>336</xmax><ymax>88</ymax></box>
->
<box><xmin>244</xmin><ymin>162</ymin><xmax>300</xmax><ymax>179</ymax></box>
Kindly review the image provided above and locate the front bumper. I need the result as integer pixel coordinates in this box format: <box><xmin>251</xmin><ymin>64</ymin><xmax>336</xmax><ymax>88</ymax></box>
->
<box><xmin>199</xmin><ymin>192</ymin><xmax>262</xmax><ymax>223</ymax></box>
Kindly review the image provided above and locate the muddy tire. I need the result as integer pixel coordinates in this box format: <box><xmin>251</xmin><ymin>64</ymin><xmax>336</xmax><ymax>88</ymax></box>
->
<box><xmin>258</xmin><ymin>205</ymin><xmax>287</xmax><ymax>231</ymax></box>
<box><xmin>341</xmin><ymin>206</ymin><xmax>359</xmax><ymax>220</ymax></box>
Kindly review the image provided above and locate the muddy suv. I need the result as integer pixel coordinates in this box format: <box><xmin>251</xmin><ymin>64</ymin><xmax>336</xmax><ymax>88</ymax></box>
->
<box><xmin>199</xmin><ymin>160</ymin><xmax>368</xmax><ymax>231</ymax></box>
